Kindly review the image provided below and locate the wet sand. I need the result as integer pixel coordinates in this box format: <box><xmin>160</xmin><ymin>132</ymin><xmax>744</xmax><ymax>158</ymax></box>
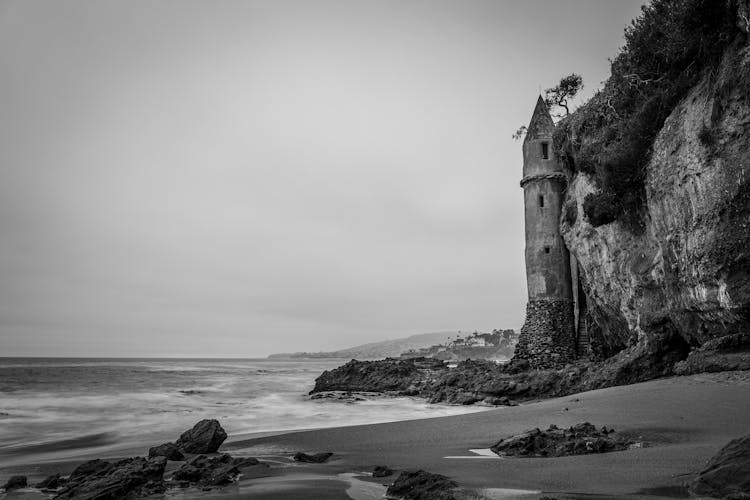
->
<box><xmin>225</xmin><ymin>371</ymin><xmax>750</xmax><ymax>498</ymax></box>
<box><xmin>2</xmin><ymin>371</ymin><xmax>750</xmax><ymax>499</ymax></box>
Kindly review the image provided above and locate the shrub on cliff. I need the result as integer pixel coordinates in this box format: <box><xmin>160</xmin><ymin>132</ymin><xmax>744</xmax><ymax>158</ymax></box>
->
<box><xmin>582</xmin><ymin>192</ymin><xmax>621</xmax><ymax>227</ymax></box>
<box><xmin>555</xmin><ymin>0</ymin><xmax>743</xmax><ymax>228</ymax></box>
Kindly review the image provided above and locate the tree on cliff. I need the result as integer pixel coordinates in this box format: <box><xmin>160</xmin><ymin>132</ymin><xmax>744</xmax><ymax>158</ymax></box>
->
<box><xmin>544</xmin><ymin>73</ymin><xmax>584</xmax><ymax>117</ymax></box>
<box><xmin>512</xmin><ymin>73</ymin><xmax>583</xmax><ymax>140</ymax></box>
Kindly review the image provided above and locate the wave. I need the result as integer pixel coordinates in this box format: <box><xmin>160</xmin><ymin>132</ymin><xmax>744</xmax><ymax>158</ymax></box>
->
<box><xmin>1</xmin><ymin>432</ymin><xmax>118</xmax><ymax>456</ymax></box>
<box><xmin>0</xmin><ymin>358</ymin><xmax>489</xmax><ymax>465</ymax></box>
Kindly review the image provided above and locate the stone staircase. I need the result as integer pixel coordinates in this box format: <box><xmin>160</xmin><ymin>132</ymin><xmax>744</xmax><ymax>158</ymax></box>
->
<box><xmin>576</xmin><ymin>329</ymin><xmax>590</xmax><ymax>358</ymax></box>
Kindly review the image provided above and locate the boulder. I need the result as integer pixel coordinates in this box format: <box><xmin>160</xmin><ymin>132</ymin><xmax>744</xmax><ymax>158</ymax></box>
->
<box><xmin>232</xmin><ymin>456</ymin><xmax>260</xmax><ymax>468</ymax></box>
<box><xmin>689</xmin><ymin>434</ymin><xmax>750</xmax><ymax>497</ymax></box>
<box><xmin>148</xmin><ymin>442</ymin><xmax>185</xmax><ymax>461</ymax></box>
<box><xmin>386</xmin><ymin>470</ymin><xmax>459</xmax><ymax>500</ymax></box>
<box><xmin>53</xmin><ymin>456</ymin><xmax>167</xmax><ymax>500</ymax></box>
<box><xmin>491</xmin><ymin>423</ymin><xmax>633</xmax><ymax>457</ymax></box>
<box><xmin>292</xmin><ymin>452</ymin><xmax>333</xmax><ymax>463</ymax></box>
<box><xmin>372</xmin><ymin>465</ymin><xmax>393</xmax><ymax>477</ymax></box>
<box><xmin>175</xmin><ymin>419</ymin><xmax>227</xmax><ymax>454</ymax></box>
<box><xmin>69</xmin><ymin>459</ymin><xmax>113</xmax><ymax>480</ymax></box>
<box><xmin>37</xmin><ymin>473</ymin><xmax>66</xmax><ymax>490</ymax></box>
<box><xmin>675</xmin><ymin>333</ymin><xmax>750</xmax><ymax>375</ymax></box>
<box><xmin>2</xmin><ymin>475</ymin><xmax>27</xmax><ymax>491</ymax></box>
<box><xmin>171</xmin><ymin>454</ymin><xmax>248</xmax><ymax>487</ymax></box>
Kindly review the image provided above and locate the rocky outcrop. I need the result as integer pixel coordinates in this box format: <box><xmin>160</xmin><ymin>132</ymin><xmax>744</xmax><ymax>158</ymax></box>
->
<box><xmin>689</xmin><ymin>433</ymin><xmax>750</xmax><ymax>497</ymax></box>
<box><xmin>312</xmin><ymin>334</ymin><xmax>690</xmax><ymax>406</ymax></box>
<box><xmin>674</xmin><ymin>332</ymin><xmax>750</xmax><ymax>375</ymax></box>
<box><xmin>490</xmin><ymin>423</ymin><xmax>634</xmax><ymax>458</ymax></box>
<box><xmin>386</xmin><ymin>470</ymin><xmax>460</xmax><ymax>500</ymax></box>
<box><xmin>37</xmin><ymin>474</ymin><xmax>66</xmax><ymax>490</ymax></box>
<box><xmin>171</xmin><ymin>454</ymin><xmax>262</xmax><ymax>487</ymax></box>
<box><xmin>53</xmin><ymin>456</ymin><xmax>167</xmax><ymax>500</ymax></box>
<box><xmin>18</xmin><ymin>421</ymin><xmax>263</xmax><ymax>498</ymax></box>
<box><xmin>561</xmin><ymin>35</ymin><xmax>750</xmax><ymax>355</ymax></box>
<box><xmin>293</xmin><ymin>452</ymin><xmax>333</xmax><ymax>463</ymax></box>
<box><xmin>373</xmin><ymin>465</ymin><xmax>393</xmax><ymax>477</ymax></box>
<box><xmin>69</xmin><ymin>459</ymin><xmax>112</xmax><ymax>481</ymax></box>
<box><xmin>175</xmin><ymin>419</ymin><xmax>227</xmax><ymax>454</ymax></box>
<box><xmin>2</xmin><ymin>475</ymin><xmax>27</xmax><ymax>491</ymax></box>
<box><xmin>49</xmin><ymin>452</ymin><xmax>264</xmax><ymax>498</ymax></box>
<box><xmin>310</xmin><ymin>357</ymin><xmax>448</xmax><ymax>394</ymax></box>
<box><xmin>148</xmin><ymin>442</ymin><xmax>185</xmax><ymax>461</ymax></box>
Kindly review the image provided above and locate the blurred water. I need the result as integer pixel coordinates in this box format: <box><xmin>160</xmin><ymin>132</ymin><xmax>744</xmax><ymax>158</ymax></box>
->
<box><xmin>0</xmin><ymin>358</ymin><xmax>486</xmax><ymax>465</ymax></box>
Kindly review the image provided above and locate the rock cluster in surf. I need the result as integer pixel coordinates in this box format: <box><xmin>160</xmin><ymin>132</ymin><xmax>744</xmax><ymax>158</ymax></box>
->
<box><xmin>2</xmin><ymin>420</ymin><xmax>268</xmax><ymax>499</ymax></box>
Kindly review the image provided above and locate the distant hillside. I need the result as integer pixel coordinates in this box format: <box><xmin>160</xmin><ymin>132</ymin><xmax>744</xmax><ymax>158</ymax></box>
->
<box><xmin>400</xmin><ymin>329</ymin><xmax>518</xmax><ymax>362</ymax></box>
<box><xmin>267</xmin><ymin>331</ymin><xmax>458</xmax><ymax>360</ymax></box>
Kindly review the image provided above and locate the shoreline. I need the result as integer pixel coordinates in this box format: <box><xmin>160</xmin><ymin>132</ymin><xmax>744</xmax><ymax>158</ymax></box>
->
<box><xmin>3</xmin><ymin>371</ymin><xmax>750</xmax><ymax>498</ymax></box>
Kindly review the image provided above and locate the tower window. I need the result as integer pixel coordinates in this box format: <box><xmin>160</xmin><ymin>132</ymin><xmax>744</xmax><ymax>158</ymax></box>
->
<box><xmin>544</xmin><ymin>246</ymin><xmax>551</xmax><ymax>254</ymax></box>
<box><xmin>539</xmin><ymin>195</ymin><xmax>544</xmax><ymax>208</ymax></box>
<box><xmin>541</xmin><ymin>142</ymin><xmax>549</xmax><ymax>160</ymax></box>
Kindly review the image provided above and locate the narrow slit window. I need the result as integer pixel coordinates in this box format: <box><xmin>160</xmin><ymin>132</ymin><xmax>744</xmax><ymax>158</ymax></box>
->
<box><xmin>541</xmin><ymin>142</ymin><xmax>549</xmax><ymax>160</ymax></box>
<box><xmin>544</xmin><ymin>246</ymin><xmax>551</xmax><ymax>254</ymax></box>
<box><xmin>539</xmin><ymin>195</ymin><xmax>545</xmax><ymax>208</ymax></box>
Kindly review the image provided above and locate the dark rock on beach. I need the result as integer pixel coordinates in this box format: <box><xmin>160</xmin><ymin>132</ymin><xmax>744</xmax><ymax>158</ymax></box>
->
<box><xmin>54</xmin><ymin>456</ymin><xmax>167</xmax><ymax>500</ymax></box>
<box><xmin>386</xmin><ymin>470</ymin><xmax>460</xmax><ymax>500</ymax></box>
<box><xmin>148</xmin><ymin>442</ymin><xmax>185</xmax><ymax>461</ymax></box>
<box><xmin>689</xmin><ymin>433</ymin><xmax>750</xmax><ymax>498</ymax></box>
<box><xmin>232</xmin><ymin>456</ymin><xmax>261</xmax><ymax>468</ymax></box>
<box><xmin>172</xmin><ymin>454</ymin><xmax>241</xmax><ymax>487</ymax></box>
<box><xmin>293</xmin><ymin>452</ymin><xmax>333</xmax><ymax>463</ymax></box>
<box><xmin>372</xmin><ymin>465</ymin><xmax>393</xmax><ymax>477</ymax></box>
<box><xmin>171</xmin><ymin>453</ymin><xmax>264</xmax><ymax>488</ymax></box>
<box><xmin>675</xmin><ymin>333</ymin><xmax>750</xmax><ymax>376</ymax></box>
<box><xmin>175</xmin><ymin>419</ymin><xmax>227</xmax><ymax>454</ymax></box>
<box><xmin>23</xmin><ymin>421</ymin><xmax>261</xmax><ymax>498</ymax></box>
<box><xmin>37</xmin><ymin>473</ymin><xmax>67</xmax><ymax>490</ymax></box>
<box><xmin>490</xmin><ymin>423</ymin><xmax>633</xmax><ymax>458</ymax></box>
<box><xmin>2</xmin><ymin>475</ymin><xmax>27</xmax><ymax>491</ymax></box>
<box><xmin>311</xmin><ymin>357</ymin><xmax>447</xmax><ymax>394</ymax></box>
<box><xmin>69</xmin><ymin>458</ymin><xmax>113</xmax><ymax>480</ymax></box>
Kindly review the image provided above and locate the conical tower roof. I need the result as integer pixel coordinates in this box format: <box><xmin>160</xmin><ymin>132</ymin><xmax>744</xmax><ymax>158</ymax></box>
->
<box><xmin>524</xmin><ymin>96</ymin><xmax>555</xmax><ymax>144</ymax></box>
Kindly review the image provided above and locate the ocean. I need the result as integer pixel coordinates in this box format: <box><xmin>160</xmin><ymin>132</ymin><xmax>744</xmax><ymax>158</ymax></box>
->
<box><xmin>0</xmin><ymin>358</ymin><xmax>486</xmax><ymax>466</ymax></box>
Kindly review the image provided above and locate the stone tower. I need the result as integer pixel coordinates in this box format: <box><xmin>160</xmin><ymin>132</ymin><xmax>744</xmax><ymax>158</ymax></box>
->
<box><xmin>513</xmin><ymin>96</ymin><xmax>576</xmax><ymax>369</ymax></box>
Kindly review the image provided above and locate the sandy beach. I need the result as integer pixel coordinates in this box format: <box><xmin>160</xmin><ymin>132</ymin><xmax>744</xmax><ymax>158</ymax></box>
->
<box><xmin>3</xmin><ymin>370</ymin><xmax>750</xmax><ymax>499</ymax></box>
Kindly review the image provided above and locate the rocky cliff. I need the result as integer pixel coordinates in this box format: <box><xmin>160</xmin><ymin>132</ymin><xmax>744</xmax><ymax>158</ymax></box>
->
<box><xmin>309</xmin><ymin>2</ymin><xmax>750</xmax><ymax>406</ymax></box>
<box><xmin>560</xmin><ymin>4</ymin><xmax>750</xmax><ymax>357</ymax></box>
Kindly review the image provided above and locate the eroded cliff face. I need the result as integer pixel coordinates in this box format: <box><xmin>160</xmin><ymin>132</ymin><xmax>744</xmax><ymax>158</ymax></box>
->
<box><xmin>562</xmin><ymin>36</ymin><xmax>750</xmax><ymax>353</ymax></box>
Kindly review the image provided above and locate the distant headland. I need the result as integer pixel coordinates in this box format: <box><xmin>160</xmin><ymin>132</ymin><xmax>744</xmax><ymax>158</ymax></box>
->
<box><xmin>267</xmin><ymin>329</ymin><xmax>518</xmax><ymax>361</ymax></box>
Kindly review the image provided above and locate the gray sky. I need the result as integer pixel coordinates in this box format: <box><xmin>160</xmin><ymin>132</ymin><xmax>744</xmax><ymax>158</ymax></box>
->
<box><xmin>0</xmin><ymin>0</ymin><xmax>644</xmax><ymax>357</ymax></box>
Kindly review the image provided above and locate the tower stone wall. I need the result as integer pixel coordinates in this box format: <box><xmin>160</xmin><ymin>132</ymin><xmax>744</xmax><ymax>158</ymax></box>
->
<box><xmin>514</xmin><ymin>97</ymin><xmax>576</xmax><ymax>369</ymax></box>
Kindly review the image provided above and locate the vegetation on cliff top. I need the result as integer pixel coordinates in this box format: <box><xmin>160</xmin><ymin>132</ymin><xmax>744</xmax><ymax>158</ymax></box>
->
<box><xmin>555</xmin><ymin>0</ymin><xmax>744</xmax><ymax>228</ymax></box>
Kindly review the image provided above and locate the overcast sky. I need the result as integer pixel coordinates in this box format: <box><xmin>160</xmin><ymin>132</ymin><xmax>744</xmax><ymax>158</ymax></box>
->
<box><xmin>0</xmin><ymin>0</ymin><xmax>645</xmax><ymax>357</ymax></box>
